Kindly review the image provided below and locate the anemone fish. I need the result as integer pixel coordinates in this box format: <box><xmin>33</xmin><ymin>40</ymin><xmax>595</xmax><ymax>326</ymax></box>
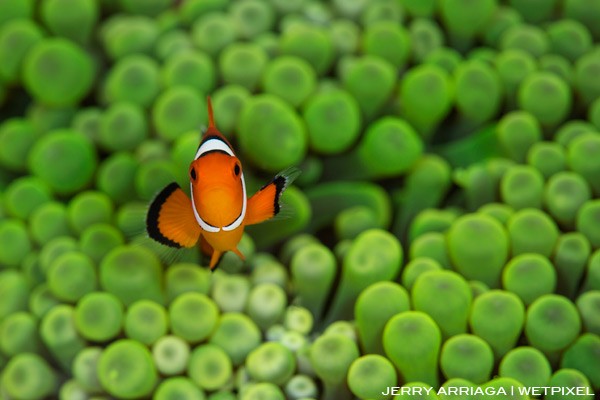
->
<box><xmin>146</xmin><ymin>98</ymin><xmax>300</xmax><ymax>270</ymax></box>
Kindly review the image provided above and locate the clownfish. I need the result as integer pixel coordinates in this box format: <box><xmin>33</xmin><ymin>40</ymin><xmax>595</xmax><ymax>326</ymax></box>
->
<box><xmin>146</xmin><ymin>97</ymin><xmax>300</xmax><ymax>270</ymax></box>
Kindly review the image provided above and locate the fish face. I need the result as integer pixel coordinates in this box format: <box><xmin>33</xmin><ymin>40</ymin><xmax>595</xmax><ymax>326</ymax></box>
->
<box><xmin>189</xmin><ymin>152</ymin><xmax>247</xmax><ymax>232</ymax></box>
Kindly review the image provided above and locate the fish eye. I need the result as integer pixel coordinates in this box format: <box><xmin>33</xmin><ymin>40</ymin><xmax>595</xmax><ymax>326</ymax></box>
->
<box><xmin>190</xmin><ymin>168</ymin><xmax>197</xmax><ymax>180</ymax></box>
<box><xmin>234</xmin><ymin>163</ymin><xmax>241</xmax><ymax>176</ymax></box>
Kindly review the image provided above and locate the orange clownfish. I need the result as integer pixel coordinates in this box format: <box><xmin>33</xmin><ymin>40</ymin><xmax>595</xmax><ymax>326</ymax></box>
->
<box><xmin>146</xmin><ymin>97</ymin><xmax>300</xmax><ymax>270</ymax></box>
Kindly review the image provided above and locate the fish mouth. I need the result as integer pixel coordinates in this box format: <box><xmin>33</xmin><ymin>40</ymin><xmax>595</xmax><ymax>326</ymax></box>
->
<box><xmin>200</xmin><ymin>209</ymin><xmax>243</xmax><ymax>232</ymax></box>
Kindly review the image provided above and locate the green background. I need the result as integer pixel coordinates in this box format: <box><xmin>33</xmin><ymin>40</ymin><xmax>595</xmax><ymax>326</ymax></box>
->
<box><xmin>0</xmin><ymin>0</ymin><xmax>599</xmax><ymax>399</ymax></box>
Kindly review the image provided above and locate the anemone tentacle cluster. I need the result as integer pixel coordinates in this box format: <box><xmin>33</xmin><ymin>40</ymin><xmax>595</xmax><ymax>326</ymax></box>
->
<box><xmin>0</xmin><ymin>0</ymin><xmax>600</xmax><ymax>399</ymax></box>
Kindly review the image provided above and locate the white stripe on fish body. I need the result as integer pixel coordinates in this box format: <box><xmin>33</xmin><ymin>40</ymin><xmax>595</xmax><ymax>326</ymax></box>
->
<box><xmin>195</xmin><ymin>137</ymin><xmax>234</xmax><ymax>159</ymax></box>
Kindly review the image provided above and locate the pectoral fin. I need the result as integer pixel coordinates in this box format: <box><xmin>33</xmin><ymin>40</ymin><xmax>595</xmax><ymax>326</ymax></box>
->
<box><xmin>245</xmin><ymin>167</ymin><xmax>301</xmax><ymax>225</ymax></box>
<box><xmin>146</xmin><ymin>182</ymin><xmax>201</xmax><ymax>248</ymax></box>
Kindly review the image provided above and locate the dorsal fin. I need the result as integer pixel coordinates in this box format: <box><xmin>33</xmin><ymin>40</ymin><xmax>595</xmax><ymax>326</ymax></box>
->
<box><xmin>202</xmin><ymin>96</ymin><xmax>229</xmax><ymax>141</ymax></box>
<box><xmin>207</xmin><ymin>96</ymin><xmax>215</xmax><ymax>130</ymax></box>
<box><xmin>195</xmin><ymin>96</ymin><xmax>235</xmax><ymax>159</ymax></box>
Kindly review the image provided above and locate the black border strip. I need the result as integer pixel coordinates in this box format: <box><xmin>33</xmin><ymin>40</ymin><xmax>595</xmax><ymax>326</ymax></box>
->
<box><xmin>272</xmin><ymin>176</ymin><xmax>286</xmax><ymax>215</ymax></box>
<box><xmin>146</xmin><ymin>182</ymin><xmax>183</xmax><ymax>248</ymax></box>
